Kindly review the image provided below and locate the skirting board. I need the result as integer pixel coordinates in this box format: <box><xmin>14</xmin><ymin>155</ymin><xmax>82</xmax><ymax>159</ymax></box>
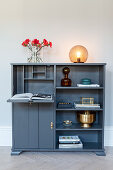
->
<box><xmin>104</xmin><ymin>126</ymin><xmax>113</xmax><ymax>146</ymax></box>
<box><xmin>0</xmin><ymin>127</ymin><xmax>12</xmax><ymax>146</ymax></box>
<box><xmin>0</xmin><ymin>126</ymin><xmax>113</xmax><ymax>146</ymax></box>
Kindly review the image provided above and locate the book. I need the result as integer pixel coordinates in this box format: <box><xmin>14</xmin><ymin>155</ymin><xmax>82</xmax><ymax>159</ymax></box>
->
<box><xmin>74</xmin><ymin>103</ymin><xmax>100</xmax><ymax>109</ymax></box>
<box><xmin>9</xmin><ymin>93</ymin><xmax>33</xmax><ymax>101</ymax></box>
<box><xmin>59</xmin><ymin>136</ymin><xmax>80</xmax><ymax>144</ymax></box>
<box><xmin>9</xmin><ymin>93</ymin><xmax>52</xmax><ymax>101</ymax></box>
<box><xmin>77</xmin><ymin>84</ymin><xmax>100</xmax><ymax>87</ymax></box>
<box><xmin>32</xmin><ymin>94</ymin><xmax>52</xmax><ymax>100</ymax></box>
<box><xmin>57</xmin><ymin>102</ymin><xmax>72</xmax><ymax>108</ymax></box>
<box><xmin>59</xmin><ymin>141</ymin><xmax>83</xmax><ymax>149</ymax></box>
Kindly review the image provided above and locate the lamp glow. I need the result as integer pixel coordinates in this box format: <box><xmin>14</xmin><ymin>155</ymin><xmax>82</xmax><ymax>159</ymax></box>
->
<box><xmin>76</xmin><ymin>52</ymin><xmax>81</xmax><ymax>62</ymax></box>
<box><xmin>69</xmin><ymin>45</ymin><xmax>88</xmax><ymax>63</ymax></box>
<box><xmin>76</xmin><ymin>52</ymin><xmax>81</xmax><ymax>58</ymax></box>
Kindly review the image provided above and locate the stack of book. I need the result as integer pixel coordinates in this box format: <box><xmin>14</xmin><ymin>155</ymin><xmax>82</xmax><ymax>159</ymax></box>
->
<box><xmin>77</xmin><ymin>84</ymin><xmax>100</xmax><ymax>87</ymax></box>
<box><xmin>74</xmin><ymin>103</ymin><xmax>100</xmax><ymax>109</ymax></box>
<box><xmin>59</xmin><ymin>136</ymin><xmax>83</xmax><ymax>149</ymax></box>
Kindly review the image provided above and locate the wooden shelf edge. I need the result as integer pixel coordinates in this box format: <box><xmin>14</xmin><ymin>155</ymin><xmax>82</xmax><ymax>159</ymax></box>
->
<box><xmin>56</xmin><ymin>87</ymin><xmax>104</xmax><ymax>89</ymax></box>
<box><xmin>24</xmin><ymin>78</ymin><xmax>54</xmax><ymax>81</ymax></box>
<box><xmin>56</xmin><ymin>123</ymin><xmax>102</xmax><ymax>131</ymax></box>
<box><xmin>56</xmin><ymin>108</ymin><xmax>103</xmax><ymax>111</ymax></box>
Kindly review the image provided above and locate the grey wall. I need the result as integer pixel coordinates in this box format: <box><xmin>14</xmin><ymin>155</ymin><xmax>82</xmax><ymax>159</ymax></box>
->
<box><xmin>0</xmin><ymin>0</ymin><xmax>113</xmax><ymax>126</ymax></box>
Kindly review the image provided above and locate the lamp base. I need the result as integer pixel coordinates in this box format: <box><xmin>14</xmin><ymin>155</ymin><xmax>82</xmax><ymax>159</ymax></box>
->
<box><xmin>74</xmin><ymin>62</ymin><xmax>84</xmax><ymax>63</ymax></box>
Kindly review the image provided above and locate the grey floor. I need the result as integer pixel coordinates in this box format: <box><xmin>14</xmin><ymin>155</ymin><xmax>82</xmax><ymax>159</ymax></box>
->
<box><xmin>0</xmin><ymin>147</ymin><xmax>113</xmax><ymax>170</ymax></box>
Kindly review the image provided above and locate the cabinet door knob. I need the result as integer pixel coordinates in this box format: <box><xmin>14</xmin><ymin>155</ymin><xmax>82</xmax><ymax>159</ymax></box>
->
<box><xmin>51</xmin><ymin>122</ymin><xmax>53</xmax><ymax>129</ymax></box>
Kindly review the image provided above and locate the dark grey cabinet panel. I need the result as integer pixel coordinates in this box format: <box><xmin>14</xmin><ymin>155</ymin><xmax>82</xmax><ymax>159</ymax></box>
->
<box><xmin>13</xmin><ymin>103</ymin><xmax>54</xmax><ymax>149</ymax></box>
<box><xmin>13</xmin><ymin>103</ymin><xmax>29</xmax><ymax>149</ymax></box>
<box><xmin>13</xmin><ymin>103</ymin><xmax>39</xmax><ymax>149</ymax></box>
<box><xmin>39</xmin><ymin>103</ymin><xmax>54</xmax><ymax>149</ymax></box>
<box><xmin>28</xmin><ymin>104</ymin><xmax>38</xmax><ymax>148</ymax></box>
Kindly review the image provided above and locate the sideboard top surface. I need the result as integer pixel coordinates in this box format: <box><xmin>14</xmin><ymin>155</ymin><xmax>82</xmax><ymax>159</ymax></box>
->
<box><xmin>11</xmin><ymin>63</ymin><xmax>106</xmax><ymax>66</ymax></box>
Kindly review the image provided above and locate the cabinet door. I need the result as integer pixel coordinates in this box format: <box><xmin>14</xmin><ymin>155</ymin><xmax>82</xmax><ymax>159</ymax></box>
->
<box><xmin>28</xmin><ymin>103</ymin><xmax>38</xmax><ymax>148</ymax></box>
<box><xmin>13</xmin><ymin>103</ymin><xmax>28</xmax><ymax>149</ymax></box>
<box><xmin>39</xmin><ymin>103</ymin><xmax>54</xmax><ymax>149</ymax></box>
<box><xmin>13</xmin><ymin>103</ymin><xmax>38</xmax><ymax>149</ymax></box>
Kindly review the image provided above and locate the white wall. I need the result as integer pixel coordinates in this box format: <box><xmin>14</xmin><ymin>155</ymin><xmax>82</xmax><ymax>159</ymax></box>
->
<box><xmin>0</xmin><ymin>0</ymin><xmax>113</xmax><ymax>145</ymax></box>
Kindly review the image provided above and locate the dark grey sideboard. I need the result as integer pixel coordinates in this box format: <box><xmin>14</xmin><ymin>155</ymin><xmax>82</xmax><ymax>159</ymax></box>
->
<box><xmin>8</xmin><ymin>63</ymin><xmax>106</xmax><ymax>156</ymax></box>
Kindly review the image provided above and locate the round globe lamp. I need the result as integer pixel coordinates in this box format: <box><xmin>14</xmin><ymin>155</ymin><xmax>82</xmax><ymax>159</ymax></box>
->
<box><xmin>69</xmin><ymin>45</ymin><xmax>88</xmax><ymax>63</ymax></box>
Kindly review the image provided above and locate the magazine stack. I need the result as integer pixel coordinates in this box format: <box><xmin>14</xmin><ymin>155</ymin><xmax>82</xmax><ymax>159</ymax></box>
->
<box><xmin>59</xmin><ymin>136</ymin><xmax>83</xmax><ymax>149</ymax></box>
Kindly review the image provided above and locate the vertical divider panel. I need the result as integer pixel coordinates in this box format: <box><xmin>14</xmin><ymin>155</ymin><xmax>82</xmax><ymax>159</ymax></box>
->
<box><xmin>23</xmin><ymin>65</ymin><xmax>25</xmax><ymax>93</ymax></box>
<box><xmin>54</xmin><ymin>64</ymin><xmax>56</xmax><ymax>149</ymax></box>
<box><xmin>12</xmin><ymin>65</ymin><xmax>17</xmax><ymax>96</ymax></box>
<box><xmin>102</xmin><ymin>65</ymin><xmax>105</xmax><ymax>149</ymax></box>
<box><xmin>44</xmin><ymin>65</ymin><xmax>47</xmax><ymax>79</ymax></box>
<box><xmin>12</xmin><ymin>65</ymin><xmax>15</xmax><ymax>151</ymax></box>
<box><xmin>17</xmin><ymin>65</ymin><xmax>24</xmax><ymax>94</ymax></box>
<box><xmin>32</xmin><ymin>65</ymin><xmax>34</xmax><ymax>79</ymax></box>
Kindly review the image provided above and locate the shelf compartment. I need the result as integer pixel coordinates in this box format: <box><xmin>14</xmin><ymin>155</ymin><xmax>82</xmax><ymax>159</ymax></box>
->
<box><xmin>24</xmin><ymin>66</ymin><xmax>33</xmax><ymax>79</ymax></box>
<box><xmin>56</xmin><ymin>123</ymin><xmax>102</xmax><ymax>131</ymax></box>
<box><xmin>33</xmin><ymin>65</ymin><xmax>54</xmax><ymax>79</ymax></box>
<box><xmin>56</xmin><ymin>65</ymin><xmax>104</xmax><ymax>87</ymax></box>
<box><xmin>56</xmin><ymin>111</ymin><xmax>103</xmax><ymax>130</ymax></box>
<box><xmin>13</xmin><ymin>65</ymin><xmax>24</xmax><ymax>94</ymax></box>
<box><xmin>56</xmin><ymin>131</ymin><xmax>103</xmax><ymax>150</ymax></box>
<box><xmin>24</xmin><ymin>80</ymin><xmax>54</xmax><ymax>94</ymax></box>
<box><xmin>56</xmin><ymin>89</ymin><xmax>103</xmax><ymax>108</ymax></box>
<box><xmin>33</xmin><ymin>73</ymin><xmax>46</xmax><ymax>79</ymax></box>
<box><xmin>33</xmin><ymin>66</ymin><xmax>46</xmax><ymax>79</ymax></box>
<box><xmin>33</xmin><ymin>65</ymin><xmax>46</xmax><ymax>72</ymax></box>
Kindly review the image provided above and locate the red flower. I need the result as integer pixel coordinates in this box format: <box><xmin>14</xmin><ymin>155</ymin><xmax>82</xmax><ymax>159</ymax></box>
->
<box><xmin>49</xmin><ymin>42</ymin><xmax>52</xmax><ymax>48</ymax></box>
<box><xmin>31</xmin><ymin>39</ymin><xmax>39</xmax><ymax>46</ymax></box>
<box><xmin>25</xmin><ymin>39</ymin><xmax>30</xmax><ymax>44</ymax></box>
<box><xmin>22</xmin><ymin>39</ymin><xmax>30</xmax><ymax>47</ymax></box>
<box><xmin>43</xmin><ymin>39</ymin><xmax>48</xmax><ymax>46</ymax></box>
<box><xmin>22</xmin><ymin>42</ymin><xmax>26</xmax><ymax>46</ymax></box>
<box><xmin>22</xmin><ymin>38</ymin><xmax>52</xmax><ymax>49</ymax></box>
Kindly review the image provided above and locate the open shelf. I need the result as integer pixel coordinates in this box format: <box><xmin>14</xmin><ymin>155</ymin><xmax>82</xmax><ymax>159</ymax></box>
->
<box><xmin>56</xmin><ymin>89</ymin><xmax>103</xmax><ymax>109</ymax></box>
<box><xmin>56</xmin><ymin>65</ymin><xmax>104</xmax><ymax>87</ymax></box>
<box><xmin>24</xmin><ymin>65</ymin><xmax>54</xmax><ymax>80</ymax></box>
<box><xmin>56</xmin><ymin>123</ymin><xmax>102</xmax><ymax>131</ymax></box>
<box><xmin>56</xmin><ymin>130</ymin><xmax>103</xmax><ymax>151</ymax></box>
<box><xmin>56</xmin><ymin>87</ymin><xmax>103</xmax><ymax>90</ymax></box>
<box><xmin>56</xmin><ymin>108</ymin><xmax>103</xmax><ymax>111</ymax></box>
<box><xmin>33</xmin><ymin>71</ymin><xmax>45</xmax><ymax>74</ymax></box>
<box><xmin>24</xmin><ymin>78</ymin><xmax>54</xmax><ymax>81</ymax></box>
<box><xmin>56</xmin><ymin>142</ymin><xmax>102</xmax><ymax>151</ymax></box>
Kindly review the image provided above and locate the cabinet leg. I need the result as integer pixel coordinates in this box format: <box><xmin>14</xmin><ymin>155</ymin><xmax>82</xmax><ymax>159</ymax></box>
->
<box><xmin>95</xmin><ymin>151</ymin><xmax>106</xmax><ymax>156</ymax></box>
<box><xmin>11</xmin><ymin>151</ymin><xmax>22</xmax><ymax>156</ymax></box>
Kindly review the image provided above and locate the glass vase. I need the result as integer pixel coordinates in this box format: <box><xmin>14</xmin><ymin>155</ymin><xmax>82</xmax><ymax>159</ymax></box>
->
<box><xmin>27</xmin><ymin>51</ymin><xmax>43</xmax><ymax>63</ymax></box>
